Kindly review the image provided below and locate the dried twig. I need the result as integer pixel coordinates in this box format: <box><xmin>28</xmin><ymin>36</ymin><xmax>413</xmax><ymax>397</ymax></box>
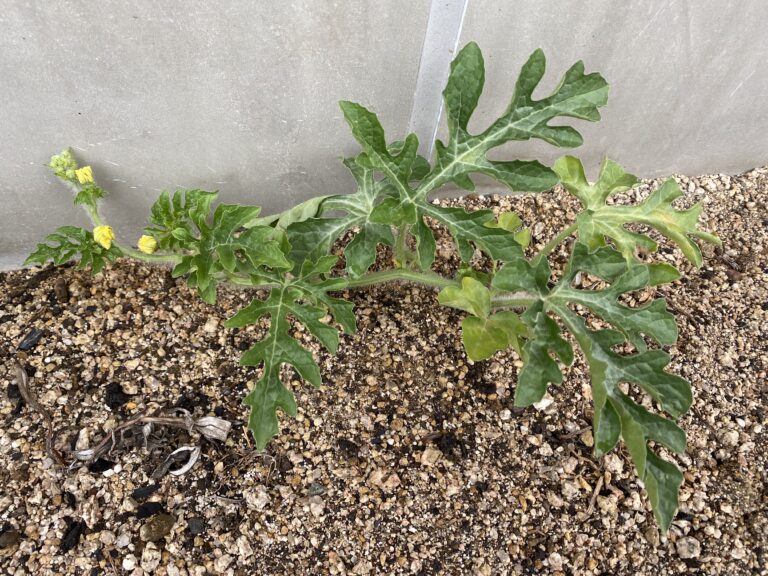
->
<box><xmin>13</xmin><ymin>360</ymin><xmax>231</xmax><ymax>469</ymax></box>
<box><xmin>585</xmin><ymin>475</ymin><xmax>605</xmax><ymax>519</ymax></box>
<box><xmin>73</xmin><ymin>412</ymin><xmax>231</xmax><ymax>463</ymax></box>
<box><xmin>14</xmin><ymin>361</ymin><xmax>67</xmax><ymax>466</ymax></box>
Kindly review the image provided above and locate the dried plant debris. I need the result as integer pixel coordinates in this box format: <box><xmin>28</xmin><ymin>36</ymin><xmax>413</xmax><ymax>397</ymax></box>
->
<box><xmin>1</xmin><ymin>167</ymin><xmax>767</xmax><ymax>574</ymax></box>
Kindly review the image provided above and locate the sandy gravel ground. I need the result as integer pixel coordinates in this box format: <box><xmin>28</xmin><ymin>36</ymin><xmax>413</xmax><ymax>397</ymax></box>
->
<box><xmin>0</xmin><ymin>167</ymin><xmax>766</xmax><ymax>575</ymax></box>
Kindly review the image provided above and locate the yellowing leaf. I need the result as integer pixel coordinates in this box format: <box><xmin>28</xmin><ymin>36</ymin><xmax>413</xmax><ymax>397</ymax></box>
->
<box><xmin>554</xmin><ymin>156</ymin><xmax>720</xmax><ymax>266</ymax></box>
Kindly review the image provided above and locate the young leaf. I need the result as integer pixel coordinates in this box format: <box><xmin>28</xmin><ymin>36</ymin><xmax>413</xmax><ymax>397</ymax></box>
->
<box><xmin>286</xmin><ymin>157</ymin><xmax>396</xmax><ymax>276</ymax></box>
<box><xmin>438</xmin><ymin>276</ymin><xmax>491</xmax><ymax>318</ymax></box>
<box><xmin>73</xmin><ymin>184</ymin><xmax>107</xmax><ymax>208</ymax></box>
<box><xmin>439</xmin><ymin>277</ymin><xmax>528</xmax><ymax>361</ymax></box>
<box><xmin>170</xmin><ymin>198</ymin><xmax>291</xmax><ymax>304</ymax></box>
<box><xmin>461</xmin><ymin>311</ymin><xmax>527</xmax><ymax>361</ymax></box>
<box><xmin>339</xmin><ymin>102</ymin><xmax>420</xmax><ymax>197</ymax></box>
<box><xmin>554</xmin><ymin>156</ymin><xmax>721</xmax><ymax>266</ymax></box>
<box><xmin>25</xmin><ymin>226</ymin><xmax>122</xmax><ymax>273</ymax></box>
<box><xmin>145</xmin><ymin>189</ymin><xmax>218</xmax><ymax>251</ymax></box>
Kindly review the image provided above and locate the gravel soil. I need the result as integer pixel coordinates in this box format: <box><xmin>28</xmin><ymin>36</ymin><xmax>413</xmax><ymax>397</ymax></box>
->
<box><xmin>0</xmin><ymin>168</ymin><xmax>766</xmax><ymax>575</ymax></box>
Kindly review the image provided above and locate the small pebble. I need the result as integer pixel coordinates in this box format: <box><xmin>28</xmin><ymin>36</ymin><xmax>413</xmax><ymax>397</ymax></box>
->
<box><xmin>18</xmin><ymin>328</ymin><xmax>44</xmax><ymax>351</ymax></box>
<box><xmin>139</xmin><ymin>513</ymin><xmax>175</xmax><ymax>542</ymax></box>
<box><xmin>676</xmin><ymin>536</ymin><xmax>702</xmax><ymax>559</ymax></box>
<box><xmin>187</xmin><ymin>517</ymin><xmax>206</xmax><ymax>535</ymax></box>
<box><xmin>0</xmin><ymin>529</ymin><xmax>21</xmax><ymax>549</ymax></box>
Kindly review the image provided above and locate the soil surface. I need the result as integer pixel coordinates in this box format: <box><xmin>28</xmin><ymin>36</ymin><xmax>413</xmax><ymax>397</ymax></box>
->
<box><xmin>0</xmin><ymin>168</ymin><xmax>766</xmax><ymax>575</ymax></box>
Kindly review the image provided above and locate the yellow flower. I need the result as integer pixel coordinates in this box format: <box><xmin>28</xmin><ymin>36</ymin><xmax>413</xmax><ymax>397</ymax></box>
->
<box><xmin>137</xmin><ymin>235</ymin><xmax>158</xmax><ymax>254</ymax></box>
<box><xmin>75</xmin><ymin>166</ymin><xmax>94</xmax><ymax>184</ymax></box>
<box><xmin>93</xmin><ymin>225</ymin><xmax>115</xmax><ymax>250</ymax></box>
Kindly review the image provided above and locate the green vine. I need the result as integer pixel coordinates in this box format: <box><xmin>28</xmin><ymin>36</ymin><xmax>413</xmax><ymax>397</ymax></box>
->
<box><xmin>26</xmin><ymin>42</ymin><xmax>720</xmax><ymax>534</ymax></box>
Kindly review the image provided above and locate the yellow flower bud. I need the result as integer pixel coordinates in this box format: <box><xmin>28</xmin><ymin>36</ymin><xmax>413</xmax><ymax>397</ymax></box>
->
<box><xmin>93</xmin><ymin>225</ymin><xmax>115</xmax><ymax>250</ymax></box>
<box><xmin>75</xmin><ymin>166</ymin><xmax>94</xmax><ymax>184</ymax></box>
<box><xmin>137</xmin><ymin>235</ymin><xmax>158</xmax><ymax>254</ymax></box>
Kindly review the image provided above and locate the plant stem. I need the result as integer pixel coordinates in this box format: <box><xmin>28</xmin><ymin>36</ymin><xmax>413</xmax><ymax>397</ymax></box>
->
<box><xmin>345</xmin><ymin>269</ymin><xmax>456</xmax><ymax>290</ymax></box>
<box><xmin>224</xmin><ymin>274</ymin><xmax>280</xmax><ymax>291</ymax></box>
<box><xmin>83</xmin><ymin>196</ymin><xmax>181</xmax><ymax>265</ymax></box>
<box><xmin>393</xmin><ymin>224</ymin><xmax>412</xmax><ymax>266</ymax></box>
<box><xmin>490</xmin><ymin>292</ymin><xmax>538</xmax><ymax>310</ymax></box>
<box><xmin>118</xmin><ymin>245</ymin><xmax>181</xmax><ymax>264</ymax></box>
<box><xmin>532</xmin><ymin>222</ymin><xmax>578</xmax><ymax>265</ymax></box>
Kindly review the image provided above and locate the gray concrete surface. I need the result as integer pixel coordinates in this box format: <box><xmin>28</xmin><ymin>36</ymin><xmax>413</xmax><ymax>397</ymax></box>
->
<box><xmin>456</xmin><ymin>0</ymin><xmax>768</xmax><ymax>181</ymax></box>
<box><xmin>0</xmin><ymin>1</ymin><xmax>431</xmax><ymax>268</ymax></box>
<box><xmin>1</xmin><ymin>1</ymin><xmax>767</xmax><ymax>268</ymax></box>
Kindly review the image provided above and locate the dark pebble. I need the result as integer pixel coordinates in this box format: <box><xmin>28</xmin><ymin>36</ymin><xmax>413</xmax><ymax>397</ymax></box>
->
<box><xmin>0</xmin><ymin>529</ymin><xmax>21</xmax><ymax>549</ymax></box>
<box><xmin>140</xmin><ymin>513</ymin><xmax>175</xmax><ymax>542</ymax></box>
<box><xmin>337</xmin><ymin>437</ymin><xmax>361</xmax><ymax>458</ymax></box>
<box><xmin>54</xmin><ymin>277</ymin><xmax>69</xmax><ymax>303</ymax></box>
<box><xmin>18</xmin><ymin>328</ymin><xmax>44</xmax><ymax>351</ymax></box>
<box><xmin>104</xmin><ymin>382</ymin><xmax>132</xmax><ymax>410</ymax></box>
<box><xmin>63</xmin><ymin>492</ymin><xmax>77</xmax><ymax>508</ymax></box>
<box><xmin>60</xmin><ymin>519</ymin><xmax>85</xmax><ymax>552</ymax></box>
<box><xmin>187</xmin><ymin>517</ymin><xmax>206</xmax><ymax>535</ymax></box>
<box><xmin>136</xmin><ymin>502</ymin><xmax>164</xmax><ymax>519</ymax></box>
<box><xmin>308</xmin><ymin>482</ymin><xmax>325</xmax><ymax>496</ymax></box>
<box><xmin>6</xmin><ymin>383</ymin><xmax>22</xmax><ymax>403</ymax></box>
<box><xmin>87</xmin><ymin>459</ymin><xmax>115</xmax><ymax>474</ymax></box>
<box><xmin>473</xmin><ymin>380</ymin><xmax>497</xmax><ymax>395</ymax></box>
<box><xmin>131</xmin><ymin>484</ymin><xmax>161</xmax><ymax>500</ymax></box>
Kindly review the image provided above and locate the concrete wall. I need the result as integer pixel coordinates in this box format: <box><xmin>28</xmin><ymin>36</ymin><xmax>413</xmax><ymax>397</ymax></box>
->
<box><xmin>2</xmin><ymin>0</ymin><xmax>767</xmax><ymax>268</ymax></box>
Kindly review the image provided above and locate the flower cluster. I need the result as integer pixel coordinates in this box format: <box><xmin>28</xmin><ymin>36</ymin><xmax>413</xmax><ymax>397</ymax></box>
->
<box><xmin>49</xmin><ymin>149</ymin><xmax>78</xmax><ymax>181</ymax></box>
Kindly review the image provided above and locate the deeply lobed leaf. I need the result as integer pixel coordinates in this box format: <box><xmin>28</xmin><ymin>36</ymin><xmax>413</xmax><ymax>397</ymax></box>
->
<box><xmin>162</xmin><ymin>191</ymin><xmax>291</xmax><ymax>304</ymax></box>
<box><xmin>224</xmin><ymin>256</ymin><xmax>355</xmax><ymax>449</ymax></box>
<box><xmin>424</xmin><ymin>42</ymin><xmax>608</xmax><ymax>196</ymax></box>
<box><xmin>333</xmin><ymin>42</ymin><xmax>608</xmax><ymax>267</ymax></box>
<box><xmin>25</xmin><ymin>226</ymin><xmax>121</xmax><ymax>273</ymax></box>
<box><xmin>554</xmin><ymin>156</ymin><xmax>721</xmax><ymax>266</ymax></box>
<box><xmin>551</xmin><ymin>306</ymin><xmax>689</xmax><ymax>533</ymax></box>
<box><xmin>286</xmin><ymin>157</ymin><xmax>397</xmax><ymax>276</ymax></box>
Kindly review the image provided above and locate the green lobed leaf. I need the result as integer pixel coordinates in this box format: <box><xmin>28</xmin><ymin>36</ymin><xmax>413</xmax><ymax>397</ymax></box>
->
<box><xmin>336</xmin><ymin>43</ymin><xmax>605</xmax><ymax>268</ymax></box>
<box><xmin>286</xmin><ymin>157</ymin><xmax>396</xmax><ymax>276</ymax></box>
<box><xmin>25</xmin><ymin>226</ymin><xmax>122</xmax><ymax>273</ymax></box>
<box><xmin>224</xmin><ymin>257</ymin><xmax>356</xmax><ymax>449</ymax></box>
<box><xmin>551</xmin><ymin>306</ymin><xmax>689</xmax><ymax>532</ymax></box>
<box><xmin>423</xmin><ymin>204</ymin><xmax>525</xmax><ymax>263</ymax></box>
<box><xmin>145</xmin><ymin>189</ymin><xmax>218</xmax><ymax>251</ymax></box>
<box><xmin>514</xmin><ymin>302</ymin><xmax>574</xmax><ymax>406</ymax></box>
<box><xmin>73</xmin><ymin>183</ymin><xmax>107</xmax><ymax>208</ymax></box>
<box><xmin>461</xmin><ymin>311</ymin><xmax>527</xmax><ymax>361</ymax></box>
<box><xmin>438</xmin><ymin>276</ymin><xmax>491</xmax><ymax>318</ymax></box>
<box><xmin>492</xmin><ymin>254</ymin><xmax>551</xmax><ymax>295</ymax></box>
<box><xmin>419</xmin><ymin>42</ymin><xmax>607</xmax><ymax>196</ymax></box>
<box><xmin>554</xmin><ymin>156</ymin><xmax>721</xmax><ymax>266</ymax></box>
<box><xmin>167</xmin><ymin>195</ymin><xmax>292</xmax><ymax>304</ymax></box>
<box><xmin>339</xmin><ymin>101</ymin><xmax>420</xmax><ymax>210</ymax></box>
<box><xmin>439</xmin><ymin>277</ymin><xmax>528</xmax><ymax>361</ymax></box>
<box><xmin>560</xmin><ymin>241</ymin><xmax>681</xmax><ymax>287</ymax></box>
<box><xmin>553</xmin><ymin>243</ymin><xmax>678</xmax><ymax>348</ymax></box>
